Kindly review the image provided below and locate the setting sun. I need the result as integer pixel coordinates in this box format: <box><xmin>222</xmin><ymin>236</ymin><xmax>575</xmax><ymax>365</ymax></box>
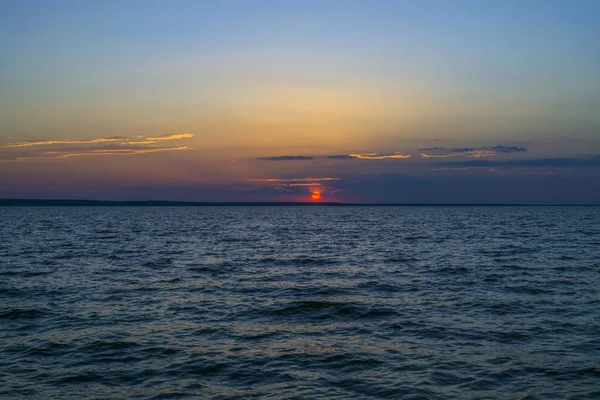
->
<box><xmin>311</xmin><ymin>191</ymin><xmax>321</xmax><ymax>201</ymax></box>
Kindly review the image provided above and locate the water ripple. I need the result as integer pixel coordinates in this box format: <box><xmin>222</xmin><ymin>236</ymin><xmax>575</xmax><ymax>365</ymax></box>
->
<box><xmin>1</xmin><ymin>206</ymin><xmax>600</xmax><ymax>399</ymax></box>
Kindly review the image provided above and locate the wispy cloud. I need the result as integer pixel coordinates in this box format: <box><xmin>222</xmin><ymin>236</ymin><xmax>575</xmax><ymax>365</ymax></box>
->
<box><xmin>0</xmin><ymin>133</ymin><xmax>195</xmax><ymax>162</ymax></box>
<box><xmin>1</xmin><ymin>146</ymin><xmax>193</xmax><ymax>161</ymax></box>
<box><xmin>244</xmin><ymin>177</ymin><xmax>341</xmax><ymax>182</ymax></box>
<box><xmin>41</xmin><ymin>146</ymin><xmax>191</xmax><ymax>159</ymax></box>
<box><xmin>420</xmin><ymin>145</ymin><xmax>526</xmax><ymax>158</ymax></box>
<box><xmin>144</xmin><ymin>133</ymin><xmax>194</xmax><ymax>141</ymax></box>
<box><xmin>0</xmin><ymin>133</ymin><xmax>193</xmax><ymax>149</ymax></box>
<box><xmin>256</xmin><ymin>155</ymin><xmax>314</xmax><ymax>161</ymax></box>
<box><xmin>436</xmin><ymin>156</ymin><xmax>600</xmax><ymax>168</ymax></box>
<box><xmin>0</xmin><ymin>136</ymin><xmax>128</xmax><ymax>148</ymax></box>
<box><xmin>430</xmin><ymin>167</ymin><xmax>562</xmax><ymax>175</ymax></box>
<box><xmin>256</xmin><ymin>152</ymin><xmax>412</xmax><ymax>161</ymax></box>
<box><xmin>242</xmin><ymin>178</ymin><xmax>340</xmax><ymax>196</ymax></box>
<box><xmin>350</xmin><ymin>152</ymin><xmax>411</xmax><ymax>160</ymax></box>
<box><xmin>326</xmin><ymin>152</ymin><xmax>411</xmax><ymax>160</ymax></box>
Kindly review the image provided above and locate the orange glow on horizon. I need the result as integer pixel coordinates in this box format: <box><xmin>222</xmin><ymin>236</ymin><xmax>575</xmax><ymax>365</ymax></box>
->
<box><xmin>311</xmin><ymin>191</ymin><xmax>321</xmax><ymax>201</ymax></box>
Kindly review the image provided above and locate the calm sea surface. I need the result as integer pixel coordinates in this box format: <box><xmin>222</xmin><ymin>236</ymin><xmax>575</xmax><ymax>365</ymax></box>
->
<box><xmin>1</xmin><ymin>206</ymin><xmax>600</xmax><ymax>399</ymax></box>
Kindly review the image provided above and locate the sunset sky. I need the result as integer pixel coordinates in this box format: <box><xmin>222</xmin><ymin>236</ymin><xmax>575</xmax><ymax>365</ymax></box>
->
<box><xmin>1</xmin><ymin>0</ymin><xmax>599</xmax><ymax>203</ymax></box>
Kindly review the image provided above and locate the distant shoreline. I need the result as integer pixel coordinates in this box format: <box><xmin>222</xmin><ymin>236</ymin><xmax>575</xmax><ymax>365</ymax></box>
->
<box><xmin>0</xmin><ymin>199</ymin><xmax>598</xmax><ymax>206</ymax></box>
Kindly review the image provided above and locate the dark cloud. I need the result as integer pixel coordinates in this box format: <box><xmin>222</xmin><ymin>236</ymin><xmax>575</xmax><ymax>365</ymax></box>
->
<box><xmin>256</xmin><ymin>155</ymin><xmax>314</xmax><ymax>161</ymax></box>
<box><xmin>420</xmin><ymin>145</ymin><xmax>527</xmax><ymax>158</ymax></box>
<box><xmin>258</xmin><ymin>153</ymin><xmax>412</xmax><ymax>161</ymax></box>
<box><xmin>2</xmin><ymin>169</ymin><xmax>599</xmax><ymax>204</ymax></box>
<box><xmin>326</xmin><ymin>155</ymin><xmax>355</xmax><ymax>159</ymax></box>
<box><xmin>436</xmin><ymin>155</ymin><xmax>600</xmax><ymax>168</ymax></box>
<box><xmin>331</xmin><ymin>173</ymin><xmax>600</xmax><ymax>204</ymax></box>
<box><xmin>492</xmin><ymin>146</ymin><xmax>528</xmax><ymax>153</ymax></box>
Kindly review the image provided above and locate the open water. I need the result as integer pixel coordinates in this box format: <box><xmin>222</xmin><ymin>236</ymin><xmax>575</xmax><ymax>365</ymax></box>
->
<box><xmin>1</xmin><ymin>206</ymin><xmax>600</xmax><ymax>399</ymax></box>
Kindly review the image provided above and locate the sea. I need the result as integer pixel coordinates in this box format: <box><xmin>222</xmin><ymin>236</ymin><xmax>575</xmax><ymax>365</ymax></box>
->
<box><xmin>1</xmin><ymin>206</ymin><xmax>599</xmax><ymax>399</ymax></box>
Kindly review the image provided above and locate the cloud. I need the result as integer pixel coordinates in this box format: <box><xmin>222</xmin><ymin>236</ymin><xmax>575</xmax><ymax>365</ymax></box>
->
<box><xmin>330</xmin><ymin>172</ymin><xmax>600</xmax><ymax>204</ymax></box>
<box><xmin>326</xmin><ymin>152</ymin><xmax>411</xmax><ymax>160</ymax></box>
<box><xmin>1</xmin><ymin>146</ymin><xmax>193</xmax><ymax>161</ymax></box>
<box><xmin>241</xmin><ymin>177</ymin><xmax>342</xmax><ymax>198</ymax></box>
<box><xmin>436</xmin><ymin>155</ymin><xmax>600</xmax><ymax>168</ymax></box>
<box><xmin>256</xmin><ymin>152</ymin><xmax>412</xmax><ymax>161</ymax></box>
<box><xmin>0</xmin><ymin>133</ymin><xmax>195</xmax><ymax>161</ymax></box>
<box><xmin>256</xmin><ymin>155</ymin><xmax>314</xmax><ymax>161</ymax></box>
<box><xmin>124</xmin><ymin>140</ymin><xmax>160</xmax><ymax>145</ymax></box>
<box><xmin>0</xmin><ymin>133</ymin><xmax>193</xmax><ymax>149</ymax></box>
<box><xmin>420</xmin><ymin>145</ymin><xmax>527</xmax><ymax>158</ymax></box>
<box><xmin>0</xmin><ymin>137</ymin><xmax>128</xmax><ymax>148</ymax></box>
<box><xmin>144</xmin><ymin>133</ymin><xmax>194</xmax><ymax>141</ymax></box>
<box><xmin>244</xmin><ymin>177</ymin><xmax>341</xmax><ymax>182</ymax></box>
<box><xmin>350</xmin><ymin>153</ymin><xmax>411</xmax><ymax>160</ymax></box>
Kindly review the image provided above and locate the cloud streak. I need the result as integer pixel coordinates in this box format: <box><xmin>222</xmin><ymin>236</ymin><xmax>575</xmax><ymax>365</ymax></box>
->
<box><xmin>256</xmin><ymin>152</ymin><xmax>412</xmax><ymax>161</ymax></box>
<box><xmin>256</xmin><ymin>155</ymin><xmax>314</xmax><ymax>161</ymax></box>
<box><xmin>2</xmin><ymin>146</ymin><xmax>193</xmax><ymax>161</ymax></box>
<box><xmin>436</xmin><ymin>156</ymin><xmax>600</xmax><ymax>168</ymax></box>
<box><xmin>244</xmin><ymin>177</ymin><xmax>341</xmax><ymax>182</ymax></box>
<box><xmin>420</xmin><ymin>145</ymin><xmax>527</xmax><ymax>158</ymax></box>
<box><xmin>144</xmin><ymin>133</ymin><xmax>194</xmax><ymax>141</ymax></box>
<box><xmin>0</xmin><ymin>137</ymin><xmax>128</xmax><ymax>148</ymax></box>
<box><xmin>326</xmin><ymin>153</ymin><xmax>411</xmax><ymax>160</ymax></box>
<box><xmin>0</xmin><ymin>133</ymin><xmax>195</xmax><ymax>162</ymax></box>
<box><xmin>347</xmin><ymin>152</ymin><xmax>412</xmax><ymax>160</ymax></box>
<box><xmin>0</xmin><ymin>133</ymin><xmax>193</xmax><ymax>149</ymax></box>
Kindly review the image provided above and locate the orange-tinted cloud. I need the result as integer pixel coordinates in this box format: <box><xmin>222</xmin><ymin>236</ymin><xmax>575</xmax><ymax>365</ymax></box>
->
<box><xmin>326</xmin><ymin>153</ymin><xmax>411</xmax><ymax>160</ymax></box>
<box><xmin>349</xmin><ymin>152</ymin><xmax>411</xmax><ymax>160</ymax></box>
<box><xmin>144</xmin><ymin>133</ymin><xmax>195</xmax><ymax>141</ymax></box>
<box><xmin>0</xmin><ymin>137</ymin><xmax>128</xmax><ymax>148</ymax></box>
<box><xmin>0</xmin><ymin>133</ymin><xmax>195</xmax><ymax>162</ymax></box>
<box><xmin>0</xmin><ymin>133</ymin><xmax>193</xmax><ymax>149</ymax></box>
<box><xmin>244</xmin><ymin>177</ymin><xmax>341</xmax><ymax>182</ymax></box>
<box><xmin>3</xmin><ymin>146</ymin><xmax>193</xmax><ymax>161</ymax></box>
<box><xmin>255</xmin><ymin>153</ymin><xmax>412</xmax><ymax>161</ymax></box>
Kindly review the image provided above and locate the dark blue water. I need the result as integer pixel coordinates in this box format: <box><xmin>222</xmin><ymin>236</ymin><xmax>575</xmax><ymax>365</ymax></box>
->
<box><xmin>1</xmin><ymin>206</ymin><xmax>600</xmax><ymax>399</ymax></box>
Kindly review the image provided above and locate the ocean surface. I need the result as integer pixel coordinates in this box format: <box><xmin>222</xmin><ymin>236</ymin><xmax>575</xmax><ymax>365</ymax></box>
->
<box><xmin>1</xmin><ymin>206</ymin><xmax>600</xmax><ymax>399</ymax></box>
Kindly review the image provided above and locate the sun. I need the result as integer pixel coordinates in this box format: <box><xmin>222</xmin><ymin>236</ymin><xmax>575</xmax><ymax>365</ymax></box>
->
<box><xmin>311</xmin><ymin>191</ymin><xmax>321</xmax><ymax>201</ymax></box>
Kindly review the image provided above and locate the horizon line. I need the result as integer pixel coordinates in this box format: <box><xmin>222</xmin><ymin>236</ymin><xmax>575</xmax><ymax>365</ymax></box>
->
<box><xmin>0</xmin><ymin>199</ymin><xmax>598</xmax><ymax>207</ymax></box>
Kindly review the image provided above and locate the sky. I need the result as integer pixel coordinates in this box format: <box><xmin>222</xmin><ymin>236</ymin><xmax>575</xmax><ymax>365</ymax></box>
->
<box><xmin>1</xmin><ymin>0</ymin><xmax>599</xmax><ymax>203</ymax></box>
